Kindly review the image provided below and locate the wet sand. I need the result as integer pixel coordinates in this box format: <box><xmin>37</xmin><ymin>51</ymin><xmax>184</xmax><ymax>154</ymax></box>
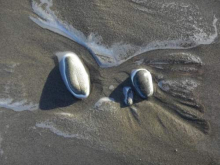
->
<box><xmin>0</xmin><ymin>0</ymin><xmax>220</xmax><ymax>164</ymax></box>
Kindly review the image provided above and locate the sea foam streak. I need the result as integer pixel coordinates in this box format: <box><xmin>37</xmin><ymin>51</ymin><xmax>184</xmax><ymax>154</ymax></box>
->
<box><xmin>0</xmin><ymin>98</ymin><xmax>38</xmax><ymax>111</ymax></box>
<box><xmin>0</xmin><ymin>64</ymin><xmax>39</xmax><ymax>112</ymax></box>
<box><xmin>30</xmin><ymin>0</ymin><xmax>218</xmax><ymax>68</ymax></box>
<box><xmin>36</xmin><ymin>122</ymin><xmax>87</xmax><ymax>139</ymax></box>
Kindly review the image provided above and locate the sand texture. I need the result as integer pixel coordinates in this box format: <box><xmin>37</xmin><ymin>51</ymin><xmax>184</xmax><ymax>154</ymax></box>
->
<box><xmin>0</xmin><ymin>0</ymin><xmax>220</xmax><ymax>164</ymax></box>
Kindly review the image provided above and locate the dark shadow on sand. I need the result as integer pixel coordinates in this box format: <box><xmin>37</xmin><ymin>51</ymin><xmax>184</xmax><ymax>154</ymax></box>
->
<box><xmin>109</xmin><ymin>77</ymin><xmax>144</xmax><ymax>108</ymax></box>
<box><xmin>39</xmin><ymin>65</ymin><xmax>78</xmax><ymax>110</ymax></box>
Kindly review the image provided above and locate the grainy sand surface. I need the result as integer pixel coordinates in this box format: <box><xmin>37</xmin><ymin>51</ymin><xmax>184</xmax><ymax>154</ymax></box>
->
<box><xmin>0</xmin><ymin>0</ymin><xmax>220</xmax><ymax>164</ymax></box>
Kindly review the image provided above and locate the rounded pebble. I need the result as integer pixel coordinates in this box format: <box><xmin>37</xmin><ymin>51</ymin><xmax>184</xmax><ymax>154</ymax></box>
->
<box><xmin>131</xmin><ymin>69</ymin><xmax>153</xmax><ymax>98</ymax></box>
<box><xmin>56</xmin><ymin>52</ymin><xmax>90</xmax><ymax>99</ymax></box>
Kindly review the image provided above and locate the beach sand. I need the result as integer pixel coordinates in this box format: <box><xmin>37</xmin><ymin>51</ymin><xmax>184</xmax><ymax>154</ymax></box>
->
<box><xmin>0</xmin><ymin>0</ymin><xmax>220</xmax><ymax>164</ymax></box>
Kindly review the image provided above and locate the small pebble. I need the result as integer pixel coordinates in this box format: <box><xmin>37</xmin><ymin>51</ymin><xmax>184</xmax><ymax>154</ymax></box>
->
<box><xmin>109</xmin><ymin>85</ymin><xmax>114</xmax><ymax>90</ymax></box>
<box><xmin>123</xmin><ymin>87</ymin><xmax>134</xmax><ymax>106</ymax></box>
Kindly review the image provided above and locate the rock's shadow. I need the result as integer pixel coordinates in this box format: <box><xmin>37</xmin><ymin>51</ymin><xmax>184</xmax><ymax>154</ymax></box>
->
<box><xmin>109</xmin><ymin>77</ymin><xmax>144</xmax><ymax>108</ymax></box>
<box><xmin>39</xmin><ymin>65</ymin><xmax>78</xmax><ymax>110</ymax></box>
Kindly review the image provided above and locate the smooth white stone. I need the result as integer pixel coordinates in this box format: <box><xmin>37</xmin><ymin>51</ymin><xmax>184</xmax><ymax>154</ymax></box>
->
<box><xmin>131</xmin><ymin>69</ymin><xmax>153</xmax><ymax>98</ymax></box>
<box><xmin>56</xmin><ymin>52</ymin><xmax>90</xmax><ymax>99</ymax></box>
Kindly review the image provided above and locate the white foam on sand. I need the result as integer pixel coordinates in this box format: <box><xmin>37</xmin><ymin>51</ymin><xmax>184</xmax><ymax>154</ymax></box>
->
<box><xmin>94</xmin><ymin>97</ymin><xmax>115</xmax><ymax>109</ymax></box>
<box><xmin>36</xmin><ymin>121</ymin><xmax>87</xmax><ymax>139</ymax></box>
<box><xmin>0</xmin><ymin>98</ymin><xmax>38</xmax><ymax>112</ymax></box>
<box><xmin>2</xmin><ymin>63</ymin><xmax>19</xmax><ymax>73</ymax></box>
<box><xmin>94</xmin><ymin>97</ymin><xmax>119</xmax><ymax>112</ymax></box>
<box><xmin>30</xmin><ymin>0</ymin><xmax>218</xmax><ymax>68</ymax></box>
<box><xmin>0</xmin><ymin>79</ymin><xmax>38</xmax><ymax>112</ymax></box>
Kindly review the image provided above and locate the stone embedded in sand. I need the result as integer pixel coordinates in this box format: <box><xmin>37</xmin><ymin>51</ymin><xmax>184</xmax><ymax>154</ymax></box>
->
<box><xmin>56</xmin><ymin>52</ymin><xmax>90</xmax><ymax>99</ymax></box>
<box><xmin>131</xmin><ymin>69</ymin><xmax>153</xmax><ymax>98</ymax></box>
<box><xmin>123</xmin><ymin>87</ymin><xmax>133</xmax><ymax>106</ymax></box>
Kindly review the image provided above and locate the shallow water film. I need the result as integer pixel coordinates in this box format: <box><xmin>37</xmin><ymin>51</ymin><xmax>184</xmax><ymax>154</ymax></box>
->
<box><xmin>30</xmin><ymin>0</ymin><xmax>218</xmax><ymax>67</ymax></box>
